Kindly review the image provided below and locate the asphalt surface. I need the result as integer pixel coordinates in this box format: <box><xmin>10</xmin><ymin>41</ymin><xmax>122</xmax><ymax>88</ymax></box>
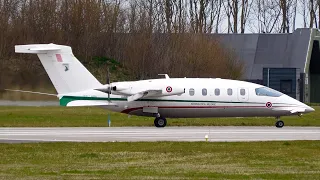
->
<box><xmin>0</xmin><ymin>127</ymin><xmax>319</xmax><ymax>143</ymax></box>
<box><xmin>0</xmin><ymin>100</ymin><xmax>59</xmax><ymax>106</ymax></box>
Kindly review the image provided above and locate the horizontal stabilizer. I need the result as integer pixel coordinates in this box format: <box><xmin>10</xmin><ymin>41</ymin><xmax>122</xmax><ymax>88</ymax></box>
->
<box><xmin>4</xmin><ymin>89</ymin><xmax>57</xmax><ymax>96</ymax></box>
<box><xmin>15</xmin><ymin>44</ymin><xmax>62</xmax><ymax>54</ymax></box>
<box><xmin>66</xmin><ymin>100</ymin><xmax>117</xmax><ymax>107</ymax></box>
<box><xmin>28</xmin><ymin>47</ymin><xmax>61</xmax><ymax>51</ymax></box>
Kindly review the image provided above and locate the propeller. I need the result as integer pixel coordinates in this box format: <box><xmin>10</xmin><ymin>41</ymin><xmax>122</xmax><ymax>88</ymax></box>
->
<box><xmin>106</xmin><ymin>67</ymin><xmax>111</xmax><ymax>102</ymax></box>
<box><xmin>106</xmin><ymin>67</ymin><xmax>111</xmax><ymax>127</ymax></box>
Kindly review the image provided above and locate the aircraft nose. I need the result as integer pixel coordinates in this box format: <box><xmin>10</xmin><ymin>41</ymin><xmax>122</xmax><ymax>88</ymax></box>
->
<box><xmin>282</xmin><ymin>95</ymin><xmax>315</xmax><ymax>114</ymax></box>
<box><xmin>305</xmin><ymin>106</ymin><xmax>315</xmax><ymax>113</ymax></box>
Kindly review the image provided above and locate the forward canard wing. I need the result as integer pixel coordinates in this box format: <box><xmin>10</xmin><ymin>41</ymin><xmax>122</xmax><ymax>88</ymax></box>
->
<box><xmin>289</xmin><ymin>108</ymin><xmax>308</xmax><ymax>114</ymax></box>
<box><xmin>273</xmin><ymin>107</ymin><xmax>308</xmax><ymax>114</ymax></box>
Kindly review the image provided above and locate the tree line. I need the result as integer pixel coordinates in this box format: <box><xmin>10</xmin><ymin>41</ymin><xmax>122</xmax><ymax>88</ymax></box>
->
<box><xmin>7</xmin><ymin>0</ymin><xmax>320</xmax><ymax>91</ymax></box>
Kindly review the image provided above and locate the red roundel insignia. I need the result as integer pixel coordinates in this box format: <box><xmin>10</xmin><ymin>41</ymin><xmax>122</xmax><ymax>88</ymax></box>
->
<box><xmin>166</xmin><ymin>86</ymin><xmax>172</xmax><ymax>93</ymax></box>
<box><xmin>266</xmin><ymin>102</ymin><xmax>272</xmax><ymax>108</ymax></box>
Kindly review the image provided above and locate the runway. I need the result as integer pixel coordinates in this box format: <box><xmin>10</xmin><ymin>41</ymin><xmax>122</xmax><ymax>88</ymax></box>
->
<box><xmin>0</xmin><ymin>127</ymin><xmax>319</xmax><ymax>142</ymax></box>
<box><xmin>0</xmin><ymin>100</ymin><xmax>59</xmax><ymax>106</ymax></box>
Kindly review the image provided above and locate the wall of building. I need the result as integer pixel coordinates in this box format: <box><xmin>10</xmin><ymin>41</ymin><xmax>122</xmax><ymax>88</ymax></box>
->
<box><xmin>262</xmin><ymin>68</ymin><xmax>299</xmax><ymax>99</ymax></box>
<box><xmin>216</xmin><ymin>28</ymin><xmax>311</xmax><ymax>80</ymax></box>
<box><xmin>215</xmin><ymin>28</ymin><xmax>319</xmax><ymax>102</ymax></box>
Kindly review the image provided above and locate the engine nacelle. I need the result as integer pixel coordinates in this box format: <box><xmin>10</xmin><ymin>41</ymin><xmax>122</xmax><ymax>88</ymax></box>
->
<box><xmin>111</xmin><ymin>85</ymin><xmax>129</xmax><ymax>91</ymax></box>
<box><xmin>95</xmin><ymin>83</ymin><xmax>130</xmax><ymax>94</ymax></box>
<box><xmin>109</xmin><ymin>82</ymin><xmax>132</xmax><ymax>95</ymax></box>
<box><xmin>160</xmin><ymin>86</ymin><xmax>185</xmax><ymax>96</ymax></box>
<box><xmin>96</xmin><ymin>82</ymin><xmax>185</xmax><ymax>97</ymax></box>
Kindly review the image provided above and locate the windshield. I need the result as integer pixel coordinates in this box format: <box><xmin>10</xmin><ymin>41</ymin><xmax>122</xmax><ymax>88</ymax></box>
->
<box><xmin>255</xmin><ymin>87</ymin><xmax>283</xmax><ymax>97</ymax></box>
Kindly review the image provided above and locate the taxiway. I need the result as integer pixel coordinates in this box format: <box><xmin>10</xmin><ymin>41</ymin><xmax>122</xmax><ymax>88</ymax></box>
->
<box><xmin>0</xmin><ymin>126</ymin><xmax>319</xmax><ymax>142</ymax></box>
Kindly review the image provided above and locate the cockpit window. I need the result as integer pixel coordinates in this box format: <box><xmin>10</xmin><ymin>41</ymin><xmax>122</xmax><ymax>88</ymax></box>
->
<box><xmin>255</xmin><ymin>87</ymin><xmax>283</xmax><ymax>97</ymax></box>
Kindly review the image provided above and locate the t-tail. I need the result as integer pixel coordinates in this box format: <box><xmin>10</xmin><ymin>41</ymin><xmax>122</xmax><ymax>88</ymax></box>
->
<box><xmin>15</xmin><ymin>44</ymin><xmax>102</xmax><ymax>95</ymax></box>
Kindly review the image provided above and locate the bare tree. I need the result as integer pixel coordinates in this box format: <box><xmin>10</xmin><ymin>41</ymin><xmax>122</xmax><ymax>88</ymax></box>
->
<box><xmin>249</xmin><ymin>0</ymin><xmax>281</xmax><ymax>33</ymax></box>
<box><xmin>297</xmin><ymin>0</ymin><xmax>320</xmax><ymax>28</ymax></box>
<box><xmin>317</xmin><ymin>0</ymin><xmax>320</xmax><ymax>27</ymax></box>
<box><xmin>0</xmin><ymin>0</ymin><xmax>246</xmax><ymax>97</ymax></box>
<box><xmin>214</xmin><ymin>0</ymin><xmax>224</xmax><ymax>33</ymax></box>
<box><xmin>172</xmin><ymin>0</ymin><xmax>187</xmax><ymax>33</ymax></box>
<box><xmin>222</xmin><ymin>1</ymin><xmax>232</xmax><ymax>33</ymax></box>
<box><xmin>205</xmin><ymin>0</ymin><xmax>224</xmax><ymax>33</ymax></box>
<box><xmin>128</xmin><ymin>0</ymin><xmax>138</xmax><ymax>33</ymax></box>
<box><xmin>240</xmin><ymin>0</ymin><xmax>253</xmax><ymax>33</ymax></box>
<box><xmin>310</xmin><ymin>0</ymin><xmax>316</xmax><ymax>27</ymax></box>
<box><xmin>279</xmin><ymin>0</ymin><xmax>288</xmax><ymax>33</ymax></box>
<box><xmin>298</xmin><ymin>0</ymin><xmax>308</xmax><ymax>27</ymax></box>
<box><xmin>222</xmin><ymin>0</ymin><xmax>252</xmax><ymax>33</ymax></box>
<box><xmin>230</xmin><ymin>0</ymin><xmax>239</xmax><ymax>33</ymax></box>
<box><xmin>165</xmin><ymin>0</ymin><xmax>173</xmax><ymax>32</ymax></box>
<box><xmin>292</xmin><ymin>0</ymin><xmax>298</xmax><ymax>31</ymax></box>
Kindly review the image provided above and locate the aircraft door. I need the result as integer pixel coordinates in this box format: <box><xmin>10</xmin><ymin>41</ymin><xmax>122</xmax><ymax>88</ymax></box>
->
<box><xmin>237</xmin><ymin>88</ymin><xmax>249</xmax><ymax>102</ymax></box>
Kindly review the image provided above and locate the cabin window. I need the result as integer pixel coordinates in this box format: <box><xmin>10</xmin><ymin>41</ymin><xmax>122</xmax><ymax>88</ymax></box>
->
<box><xmin>240</xmin><ymin>89</ymin><xmax>246</xmax><ymax>96</ymax></box>
<box><xmin>227</xmin><ymin>88</ymin><xmax>233</xmax><ymax>96</ymax></box>
<box><xmin>202</xmin><ymin>88</ymin><xmax>207</xmax><ymax>96</ymax></box>
<box><xmin>189</xmin><ymin>88</ymin><xmax>195</xmax><ymax>96</ymax></box>
<box><xmin>215</xmin><ymin>88</ymin><xmax>220</xmax><ymax>96</ymax></box>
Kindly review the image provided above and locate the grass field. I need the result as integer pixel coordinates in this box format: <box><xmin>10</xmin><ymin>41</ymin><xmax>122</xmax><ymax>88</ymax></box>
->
<box><xmin>0</xmin><ymin>106</ymin><xmax>319</xmax><ymax>127</ymax></box>
<box><xmin>1</xmin><ymin>107</ymin><xmax>319</xmax><ymax>179</ymax></box>
<box><xmin>0</xmin><ymin>141</ymin><xmax>319</xmax><ymax>179</ymax></box>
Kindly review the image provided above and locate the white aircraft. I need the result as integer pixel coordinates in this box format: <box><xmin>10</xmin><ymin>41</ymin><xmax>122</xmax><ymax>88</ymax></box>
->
<box><xmin>13</xmin><ymin>44</ymin><xmax>314</xmax><ymax>128</ymax></box>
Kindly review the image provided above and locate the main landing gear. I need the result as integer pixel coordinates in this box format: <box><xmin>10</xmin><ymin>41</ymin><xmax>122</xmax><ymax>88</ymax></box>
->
<box><xmin>275</xmin><ymin>117</ymin><xmax>284</xmax><ymax>128</ymax></box>
<box><xmin>154</xmin><ymin>114</ymin><xmax>167</xmax><ymax>128</ymax></box>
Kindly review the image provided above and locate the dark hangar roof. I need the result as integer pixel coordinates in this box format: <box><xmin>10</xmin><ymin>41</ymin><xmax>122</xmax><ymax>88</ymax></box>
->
<box><xmin>216</xmin><ymin>28</ymin><xmax>314</xmax><ymax>80</ymax></box>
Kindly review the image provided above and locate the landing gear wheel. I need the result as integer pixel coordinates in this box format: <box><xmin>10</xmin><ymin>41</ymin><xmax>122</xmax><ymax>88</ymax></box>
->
<box><xmin>154</xmin><ymin>117</ymin><xmax>167</xmax><ymax>128</ymax></box>
<box><xmin>275</xmin><ymin>120</ymin><xmax>284</xmax><ymax>128</ymax></box>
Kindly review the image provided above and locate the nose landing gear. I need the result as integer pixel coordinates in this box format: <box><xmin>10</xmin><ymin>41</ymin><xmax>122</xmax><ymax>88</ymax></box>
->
<box><xmin>275</xmin><ymin>117</ymin><xmax>284</xmax><ymax>128</ymax></box>
<box><xmin>154</xmin><ymin>113</ymin><xmax>167</xmax><ymax>128</ymax></box>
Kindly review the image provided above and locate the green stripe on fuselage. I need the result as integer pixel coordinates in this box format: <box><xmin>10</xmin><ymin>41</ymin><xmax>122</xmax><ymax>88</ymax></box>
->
<box><xmin>59</xmin><ymin>96</ymin><xmax>265</xmax><ymax>106</ymax></box>
<box><xmin>59</xmin><ymin>96</ymin><xmax>126</xmax><ymax>106</ymax></box>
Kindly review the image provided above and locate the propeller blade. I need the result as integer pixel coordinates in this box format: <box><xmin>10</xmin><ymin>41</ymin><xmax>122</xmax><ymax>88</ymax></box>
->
<box><xmin>107</xmin><ymin>67</ymin><xmax>111</xmax><ymax>102</ymax></box>
<box><xmin>106</xmin><ymin>67</ymin><xmax>110</xmax><ymax>85</ymax></box>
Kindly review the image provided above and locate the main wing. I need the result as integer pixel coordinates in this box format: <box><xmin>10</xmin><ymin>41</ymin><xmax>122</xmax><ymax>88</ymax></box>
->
<box><xmin>127</xmin><ymin>89</ymin><xmax>162</xmax><ymax>102</ymax></box>
<box><xmin>96</xmin><ymin>84</ymin><xmax>185</xmax><ymax>102</ymax></box>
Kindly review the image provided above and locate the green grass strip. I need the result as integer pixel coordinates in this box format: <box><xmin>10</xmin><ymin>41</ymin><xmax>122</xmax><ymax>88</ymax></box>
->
<box><xmin>0</xmin><ymin>141</ymin><xmax>319</xmax><ymax>179</ymax></box>
<box><xmin>0</xmin><ymin>106</ymin><xmax>319</xmax><ymax>127</ymax></box>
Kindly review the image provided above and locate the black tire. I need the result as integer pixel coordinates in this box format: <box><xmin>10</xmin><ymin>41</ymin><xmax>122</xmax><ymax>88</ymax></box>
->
<box><xmin>154</xmin><ymin>117</ymin><xmax>167</xmax><ymax>128</ymax></box>
<box><xmin>275</xmin><ymin>120</ymin><xmax>284</xmax><ymax>128</ymax></box>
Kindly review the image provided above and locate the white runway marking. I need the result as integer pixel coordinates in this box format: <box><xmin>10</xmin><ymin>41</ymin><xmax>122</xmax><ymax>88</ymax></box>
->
<box><xmin>0</xmin><ymin>127</ymin><xmax>319</xmax><ymax>142</ymax></box>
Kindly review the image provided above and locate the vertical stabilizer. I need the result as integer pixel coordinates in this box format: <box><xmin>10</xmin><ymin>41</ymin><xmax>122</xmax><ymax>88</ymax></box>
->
<box><xmin>15</xmin><ymin>44</ymin><xmax>101</xmax><ymax>94</ymax></box>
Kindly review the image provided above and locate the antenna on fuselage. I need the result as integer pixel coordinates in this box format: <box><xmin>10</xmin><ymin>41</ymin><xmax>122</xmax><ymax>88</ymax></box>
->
<box><xmin>158</xmin><ymin>74</ymin><xmax>170</xmax><ymax>79</ymax></box>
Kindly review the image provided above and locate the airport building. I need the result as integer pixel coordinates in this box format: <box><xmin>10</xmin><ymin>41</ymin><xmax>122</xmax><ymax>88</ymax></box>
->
<box><xmin>217</xmin><ymin>28</ymin><xmax>320</xmax><ymax>103</ymax></box>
